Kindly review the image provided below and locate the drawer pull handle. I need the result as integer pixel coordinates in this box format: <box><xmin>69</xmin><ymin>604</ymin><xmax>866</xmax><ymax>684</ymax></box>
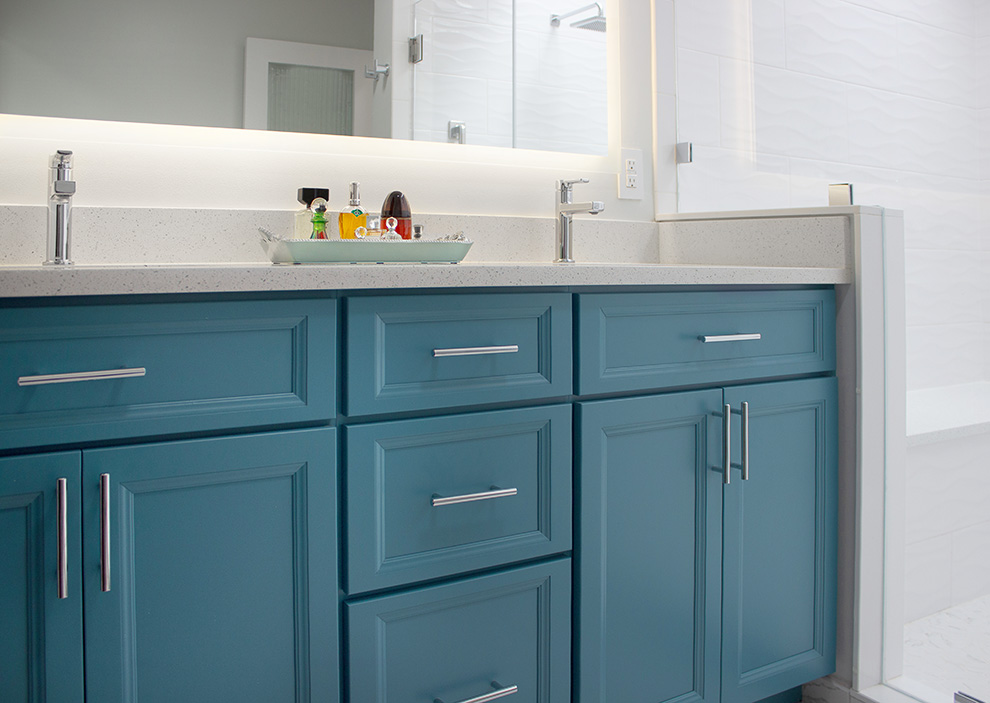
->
<box><xmin>57</xmin><ymin>478</ymin><xmax>69</xmax><ymax>599</ymax></box>
<box><xmin>100</xmin><ymin>473</ymin><xmax>111</xmax><ymax>593</ymax></box>
<box><xmin>740</xmin><ymin>401</ymin><xmax>750</xmax><ymax>481</ymax></box>
<box><xmin>18</xmin><ymin>367</ymin><xmax>147</xmax><ymax>386</ymax></box>
<box><xmin>432</xmin><ymin>486</ymin><xmax>518</xmax><ymax>507</ymax></box>
<box><xmin>700</xmin><ymin>333</ymin><xmax>761</xmax><ymax>343</ymax></box>
<box><xmin>435</xmin><ymin>681</ymin><xmax>518</xmax><ymax>703</ymax></box>
<box><xmin>433</xmin><ymin>345</ymin><xmax>519</xmax><ymax>358</ymax></box>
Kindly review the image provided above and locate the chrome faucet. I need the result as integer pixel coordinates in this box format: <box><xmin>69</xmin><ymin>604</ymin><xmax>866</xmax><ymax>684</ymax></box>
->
<box><xmin>46</xmin><ymin>150</ymin><xmax>76</xmax><ymax>265</ymax></box>
<box><xmin>555</xmin><ymin>178</ymin><xmax>604</xmax><ymax>263</ymax></box>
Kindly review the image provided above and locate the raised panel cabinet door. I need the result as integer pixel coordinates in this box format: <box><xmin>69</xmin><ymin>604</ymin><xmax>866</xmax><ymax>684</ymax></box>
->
<box><xmin>721</xmin><ymin>377</ymin><xmax>838</xmax><ymax>703</ymax></box>
<box><xmin>577</xmin><ymin>389</ymin><xmax>723</xmax><ymax>703</ymax></box>
<box><xmin>0</xmin><ymin>452</ymin><xmax>84</xmax><ymax>703</ymax></box>
<box><xmin>81</xmin><ymin>428</ymin><xmax>338</xmax><ymax>703</ymax></box>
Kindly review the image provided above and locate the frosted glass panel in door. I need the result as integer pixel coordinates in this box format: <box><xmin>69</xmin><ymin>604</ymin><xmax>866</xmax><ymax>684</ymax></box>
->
<box><xmin>268</xmin><ymin>63</ymin><xmax>354</xmax><ymax>135</ymax></box>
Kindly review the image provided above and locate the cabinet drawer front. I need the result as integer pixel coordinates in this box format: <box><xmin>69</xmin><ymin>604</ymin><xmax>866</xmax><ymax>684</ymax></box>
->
<box><xmin>0</xmin><ymin>298</ymin><xmax>335</xmax><ymax>448</ymax></box>
<box><xmin>577</xmin><ymin>289</ymin><xmax>835</xmax><ymax>395</ymax></box>
<box><xmin>345</xmin><ymin>293</ymin><xmax>572</xmax><ymax>415</ymax></box>
<box><xmin>346</xmin><ymin>559</ymin><xmax>571</xmax><ymax>703</ymax></box>
<box><xmin>345</xmin><ymin>405</ymin><xmax>572</xmax><ymax>594</ymax></box>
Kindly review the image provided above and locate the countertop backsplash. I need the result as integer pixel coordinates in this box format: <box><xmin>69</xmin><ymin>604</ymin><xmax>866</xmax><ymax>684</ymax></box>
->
<box><xmin>1</xmin><ymin>205</ymin><xmax>851</xmax><ymax>269</ymax></box>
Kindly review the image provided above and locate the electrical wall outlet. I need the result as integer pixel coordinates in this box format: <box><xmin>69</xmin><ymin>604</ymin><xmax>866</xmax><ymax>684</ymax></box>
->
<box><xmin>618</xmin><ymin>148</ymin><xmax>643</xmax><ymax>200</ymax></box>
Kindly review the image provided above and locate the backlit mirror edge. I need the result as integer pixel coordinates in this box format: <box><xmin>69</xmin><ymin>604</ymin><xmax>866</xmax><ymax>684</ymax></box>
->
<box><xmin>0</xmin><ymin>0</ymin><xmax>659</xmax><ymax>221</ymax></box>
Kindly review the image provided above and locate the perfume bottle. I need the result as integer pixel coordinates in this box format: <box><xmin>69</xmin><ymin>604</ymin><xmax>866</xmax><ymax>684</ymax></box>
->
<box><xmin>294</xmin><ymin>187</ymin><xmax>329</xmax><ymax>238</ymax></box>
<box><xmin>338</xmin><ymin>182</ymin><xmax>367</xmax><ymax>239</ymax></box>
<box><xmin>381</xmin><ymin>191</ymin><xmax>412</xmax><ymax>240</ymax></box>
<box><xmin>310</xmin><ymin>197</ymin><xmax>330</xmax><ymax>239</ymax></box>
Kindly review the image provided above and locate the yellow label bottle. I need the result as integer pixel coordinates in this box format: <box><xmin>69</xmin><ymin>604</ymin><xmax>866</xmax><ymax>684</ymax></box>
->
<box><xmin>339</xmin><ymin>182</ymin><xmax>367</xmax><ymax>239</ymax></box>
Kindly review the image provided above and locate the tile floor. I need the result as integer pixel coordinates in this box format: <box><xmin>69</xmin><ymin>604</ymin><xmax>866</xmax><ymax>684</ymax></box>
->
<box><xmin>899</xmin><ymin>594</ymin><xmax>990</xmax><ymax>702</ymax></box>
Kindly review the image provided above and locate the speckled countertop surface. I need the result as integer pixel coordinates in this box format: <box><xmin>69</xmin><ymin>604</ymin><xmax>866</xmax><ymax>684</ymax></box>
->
<box><xmin>0</xmin><ymin>261</ymin><xmax>850</xmax><ymax>298</ymax></box>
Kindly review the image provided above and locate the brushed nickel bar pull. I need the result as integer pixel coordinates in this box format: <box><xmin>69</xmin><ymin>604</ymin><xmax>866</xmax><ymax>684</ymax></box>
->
<box><xmin>435</xmin><ymin>681</ymin><xmax>519</xmax><ymax>703</ymax></box>
<box><xmin>100</xmin><ymin>473</ymin><xmax>111</xmax><ymax>592</ymax></box>
<box><xmin>431</xmin><ymin>486</ymin><xmax>518</xmax><ymax>507</ymax></box>
<box><xmin>433</xmin><ymin>345</ymin><xmax>518</xmax><ymax>358</ymax></box>
<box><xmin>740</xmin><ymin>401</ymin><xmax>750</xmax><ymax>481</ymax></box>
<box><xmin>700</xmin><ymin>333</ymin><xmax>762</xmax><ymax>343</ymax></box>
<box><xmin>18</xmin><ymin>367</ymin><xmax>146</xmax><ymax>386</ymax></box>
<box><xmin>57</xmin><ymin>478</ymin><xmax>68</xmax><ymax>599</ymax></box>
<box><xmin>722</xmin><ymin>403</ymin><xmax>731</xmax><ymax>485</ymax></box>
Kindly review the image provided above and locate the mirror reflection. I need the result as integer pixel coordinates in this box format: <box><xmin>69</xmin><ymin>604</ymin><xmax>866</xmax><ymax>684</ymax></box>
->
<box><xmin>0</xmin><ymin>0</ymin><xmax>607</xmax><ymax>154</ymax></box>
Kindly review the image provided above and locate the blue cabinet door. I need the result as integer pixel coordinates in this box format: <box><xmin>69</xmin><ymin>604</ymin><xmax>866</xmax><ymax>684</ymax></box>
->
<box><xmin>721</xmin><ymin>378</ymin><xmax>838</xmax><ymax>703</ymax></box>
<box><xmin>0</xmin><ymin>452</ymin><xmax>84</xmax><ymax>703</ymax></box>
<box><xmin>81</xmin><ymin>428</ymin><xmax>338</xmax><ymax>703</ymax></box>
<box><xmin>577</xmin><ymin>389</ymin><xmax>723</xmax><ymax>703</ymax></box>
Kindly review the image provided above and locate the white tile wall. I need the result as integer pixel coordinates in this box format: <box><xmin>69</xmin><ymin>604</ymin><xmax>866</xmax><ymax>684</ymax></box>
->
<box><xmin>903</xmin><ymin>534</ymin><xmax>953</xmax><ymax>623</ymax></box>
<box><xmin>402</xmin><ymin>0</ymin><xmax>607</xmax><ymax>153</ymax></box>
<box><xmin>672</xmin><ymin>0</ymin><xmax>987</xmax><ymax>389</ymax></box>
<box><xmin>669</xmin><ymin>0</ymin><xmax>990</xmax><ymax>627</ymax></box>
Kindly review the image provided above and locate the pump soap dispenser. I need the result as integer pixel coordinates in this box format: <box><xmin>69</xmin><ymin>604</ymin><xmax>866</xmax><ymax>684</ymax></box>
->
<box><xmin>339</xmin><ymin>182</ymin><xmax>367</xmax><ymax>239</ymax></box>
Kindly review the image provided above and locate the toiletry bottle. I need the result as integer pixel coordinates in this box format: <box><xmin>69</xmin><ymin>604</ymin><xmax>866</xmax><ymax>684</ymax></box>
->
<box><xmin>338</xmin><ymin>182</ymin><xmax>367</xmax><ymax>239</ymax></box>
<box><xmin>381</xmin><ymin>191</ymin><xmax>412</xmax><ymax>240</ymax></box>
<box><xmin>310</xmin><ymin>197</ymin><xmax>330</xmax><ymax>239</ymax></box>
<box><xmin>295</xmin><ymin>187</ymin><xmax>330</xmax><ymax>238</ymax></box>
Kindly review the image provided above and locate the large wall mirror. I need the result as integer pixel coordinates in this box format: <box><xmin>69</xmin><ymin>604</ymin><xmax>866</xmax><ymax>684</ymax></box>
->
<box><xmin>0</xmin><ymin>0</ymin><xmax>608</xmax><ymax>155</ymax></box>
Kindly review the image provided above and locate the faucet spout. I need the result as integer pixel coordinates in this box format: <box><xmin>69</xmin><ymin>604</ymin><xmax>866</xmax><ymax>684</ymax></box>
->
<box><xmin>555</xmin><ymin>176</ymin><xmax>604</xmax><ymax>263</ymax></box>
<box><xmin>45</xmin><ymin>150</ymin><xmax>75</xmax><ymax>266</ymax></box>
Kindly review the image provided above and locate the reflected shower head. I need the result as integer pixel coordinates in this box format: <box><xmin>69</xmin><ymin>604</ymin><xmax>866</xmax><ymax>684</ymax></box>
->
<box><xmin>570</xmin><ymin>14</ymin><xmax>606</xmax><ymax>31</ymax></box>
<box><xmin>550</xmin><ymin>2</ymin><xmax>607</xmax><ymax>32</ymax></box>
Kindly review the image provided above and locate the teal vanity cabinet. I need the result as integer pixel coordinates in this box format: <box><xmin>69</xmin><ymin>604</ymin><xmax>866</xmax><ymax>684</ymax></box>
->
<box><xmin>342</xmin><ymin>292</ymin><xmax>573</xmax><ymax>703</ymax></box>
<box><xmin>575</xmin><ymin>290</ymin><xmax>838</xmax><ymax>703</ymax></box>
<box><xmin>0</xmin><ymin>298</ymin><xmax>338</xmax><ymax>703</ymax></box>
<box><xmin>1</xmin><ymin>452</ymin><xmax>84</xmax><ymax>703</ymax></box>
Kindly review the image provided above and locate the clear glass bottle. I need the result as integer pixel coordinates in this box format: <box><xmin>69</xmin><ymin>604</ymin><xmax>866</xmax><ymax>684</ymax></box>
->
<box><xmin>338</xmin><ymin>182</ymin><xmax>367</xmax><ymax>239</ymax></box>
<box><xmin>294</xmin><ymin>187</ymin><xmax>329</xmax><ymax>238</ymax></box>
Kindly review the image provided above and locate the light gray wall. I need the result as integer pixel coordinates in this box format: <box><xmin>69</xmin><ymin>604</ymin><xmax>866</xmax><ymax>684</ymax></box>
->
<box><xmin>0</xmin><ymin>0</ymin><xmax>372</xmax><ymax>129</ymax></box>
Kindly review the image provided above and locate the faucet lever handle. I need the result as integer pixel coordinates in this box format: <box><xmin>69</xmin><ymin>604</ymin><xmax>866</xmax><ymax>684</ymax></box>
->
<box><xmin>560</xmin><ymin>178</ymin><xmax>589</xmax><ymax>188</ymax></box>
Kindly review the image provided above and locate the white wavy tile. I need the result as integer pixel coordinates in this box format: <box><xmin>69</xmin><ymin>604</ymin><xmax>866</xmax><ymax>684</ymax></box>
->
<box><xmin>785</xmin><ymin>0</ymin><xmax>899</xmax><ymax>90</ymax></box>
<box><xmin>675</xmin><ymin>146</ymin><xmax>790</xmax><ymax>213</ymax></box>
<box><xmin>752</xmin><ymin>0</ymin><xmax>786</xmax><ymax>67</ymax></box>
<box><xmin>655</xmin><ymin>0</ymin><xmax>676</xmax><ymax>94</ymax></box>
<box><xmin>907</xmin><ymin>323</ymin><xmax>986</xmax><ymax>389</ymax></box>
<box><xmin>751</xmin><ymin>65</ymin><xmax>849</xmax><ymax>162</ymax></box>
<box><xmin>419</xmin><ymin>16</ymin><xmax>511</xmax><ymax>81</ymax></box>
<box><xmin>514</xmin><ymin>0</ymin><xmax>579</xmax><ymax>33</ymax></box>
<box><xmin>514</xmin><ymin>83</ymin><xmax>607</xmax><ymax>148</ymax></box>
<box><xmin>717</xmin><ymin>57</ymin><xmax>757</xmax><ymax>152</ymax></box>
<box><xmin>514</xmin><ymin>28</ymin><xmax>606</xmax><ymax>92</ymax></box>
<box><xmin>414</xmin><ymin>0</ymin><xmax>488</xmax><ymax>25</ymax></box>
<box><xmin>952</xmin><ymin>522</ymin><xmax>990</xmax><ymax>604</ymax></box>
<box><xmin>486</xmin><ymin>80</ymin><xmax>512</xmax><ymax>137</ymax></box>
<box><xmin>897</xmin><ymin>188</ymin><xmax>983</xmax><ymax>251</ymax></box>
<box><xmin>896</xmin><ymin>19</ymin><xmax>978</xmax><ymax>108</ymax></box>
<box><xmin>413</xmin><ymin>73</ymin><xmax>491</xmax><ymax>133</ymax></box>
<box><xmin>675</xmin><ymin>0</ymin><xmax>757</xmax><ymax>60</ymax></box>
<box><xmin>675</xmin><ymin>49</ymin><xmax>721</xmax><ymax>147</ymax></box>
<box><xmin>844</xmin><ymin>0</ymin><xmax>977</xmax><ymax>37</ymax></box>
<box><xmin>903</xmin><ymin>534</ymin><xmax>953</xmax><ymax>622</ymax></box>
<box><xmin>848</xmin><ymin>89</ymin><xmax>980</xmax><ymax>179</ymax></box>
<box><xmin>904</xmin><ymin>250</ymin><xmax>984</xmax><ymax>327</ymax></box>
<box><xmin>488</xmin><ymin>0</ymin><xmax>513</xmax><ymax>27</ymax></box>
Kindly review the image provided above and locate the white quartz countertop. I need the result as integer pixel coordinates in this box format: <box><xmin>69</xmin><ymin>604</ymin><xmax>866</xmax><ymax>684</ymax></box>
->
<box><xmin>0</xmin><ymin>261</ymin><xmax>850</xmax><ymax>298</ymax></box>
